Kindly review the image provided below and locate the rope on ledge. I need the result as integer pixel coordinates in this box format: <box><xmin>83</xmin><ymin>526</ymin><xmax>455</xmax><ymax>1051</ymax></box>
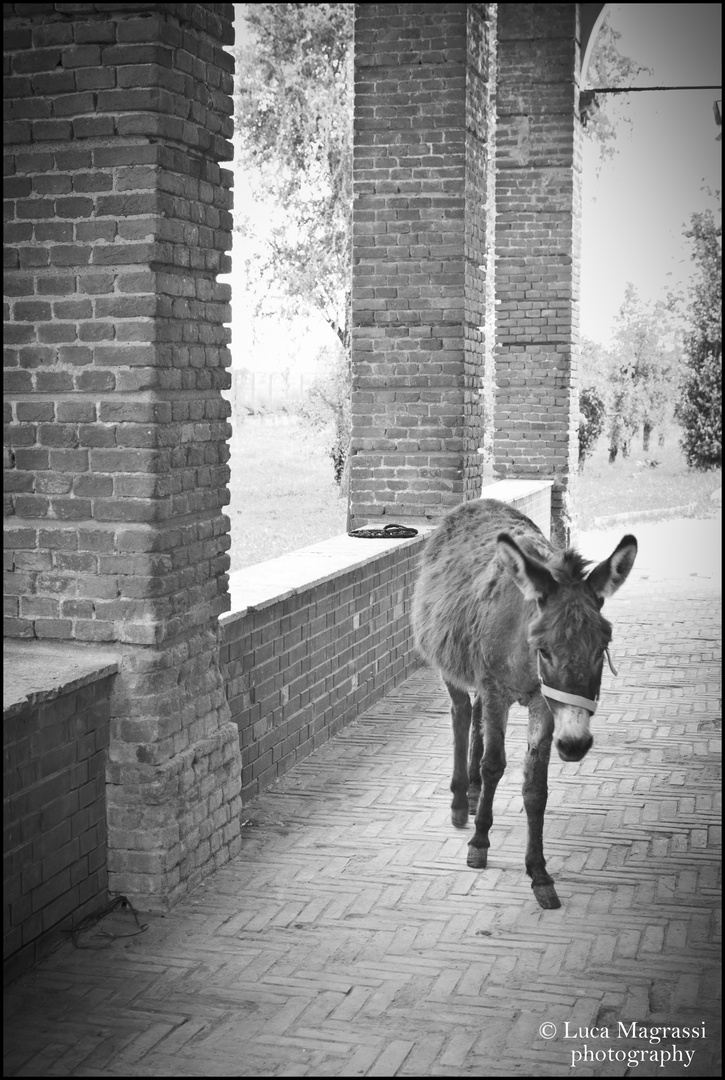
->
<box><xmin>348</xmin><ymin>524</ymin><xmax>419</xmax><ymax>539</ymax></box>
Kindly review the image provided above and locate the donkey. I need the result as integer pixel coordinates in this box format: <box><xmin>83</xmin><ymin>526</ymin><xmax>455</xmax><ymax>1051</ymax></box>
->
<box><xmin>412</xmin><ymin>499</ymin><xmax>637</xmax><ymax>909</ymax></box>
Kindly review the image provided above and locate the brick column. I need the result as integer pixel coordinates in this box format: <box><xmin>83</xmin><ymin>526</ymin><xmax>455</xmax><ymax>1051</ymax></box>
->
<box><xmin>494</xmin><ymin>3</ymin><xmax>582</xmax><ymax>544</ymax></box>
<box><xmin>349</xmin><ymin>2</ymin><xmax>496</xmax><ymax>529</ymax></box>
<box><xmin>3</xmin><ymin>2</ymin><xmax>241</xmax><ymax>910</ymax></box>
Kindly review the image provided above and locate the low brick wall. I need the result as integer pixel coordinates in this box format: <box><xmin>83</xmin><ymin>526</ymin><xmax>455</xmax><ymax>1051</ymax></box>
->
<box><xmin>221</xmin><ymin>533</ymin><xmax>426</xmax><ymax>804</ymax></box>
<box><xmin>3</xmin><ymin>644</ymin><xmax>118</xmax><ymax>982</ymax></box>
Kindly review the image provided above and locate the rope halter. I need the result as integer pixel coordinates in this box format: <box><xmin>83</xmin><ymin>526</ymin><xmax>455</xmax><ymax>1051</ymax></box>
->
<box><xmin>537</xmin><ymin>648</ymin><xmax>617</xmax><ymax>716</ymax></box>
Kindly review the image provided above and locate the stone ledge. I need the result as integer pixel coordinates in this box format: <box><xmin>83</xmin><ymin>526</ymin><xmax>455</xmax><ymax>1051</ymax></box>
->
<box><xmin>223</xmin><ymin>479</ymin><xmax>555</xmax><ymax>622</ymax></box>
<box><xmin>481</xmin><ymin>478</ymin><xmax>554</xmax><ymax>501</ymax></box>
<box><xmin>223</xmin><ymin>530</ymin><xmax>430</xmax><ymax>622</ymax></box>
<box><xmin>3</xmin><ymin>639</ymin><xmax>120</xmax><ymax>718</ymax></box>
<box><xmin>592</xmin><ymin>502</ymin><xmax>698</xmax><ymax>527</ymax></box>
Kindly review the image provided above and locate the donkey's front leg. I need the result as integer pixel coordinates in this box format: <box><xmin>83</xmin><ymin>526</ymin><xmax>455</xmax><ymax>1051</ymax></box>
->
<box><xmin>467</xmin><ymin>683</ymin><xmax>508</xmax><ymax>869</ymax></box>
<box><xmin>524</xmin><ymin>696</ymin><xmax>560</xmax><ymax>909</ymax></box>
<box><xmin>445</xmin><ymin>682</ymin><xmax>472</xmax><ymax>828</ymax></box>
<box><xmin>467</xmin><ymin>694</ymin><xmax>483</xmax><ymax>815</ymax></box>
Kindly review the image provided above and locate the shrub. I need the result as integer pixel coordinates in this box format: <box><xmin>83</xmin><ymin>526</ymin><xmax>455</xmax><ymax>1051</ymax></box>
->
<box><xmin>676</xmin><ymin>341</ymin><xmax>722</xmax><ymax>469</ymax></box>
<box><xmin>675</xmin><ymin>210</ymin><xmax>722</xmax><ymax>471</ymax></box>
<box><xmin>578</xmin><ymin>386</ymin><xmax>607</xmax><ymax>468</ymax></box>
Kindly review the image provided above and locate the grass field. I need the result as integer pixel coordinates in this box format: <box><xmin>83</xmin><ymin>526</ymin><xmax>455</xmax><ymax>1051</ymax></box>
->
<box><xmin>227</xmin><ymin>416</ymin><xmax>347</xmax><ymax>572</ymax></box>
<box><xmin>227</xmin><ymin>417</ymin><xmax>721</xmax><ymax>571</ymax></box>
<box><xmin>574</xmin><ymin>425</ymin><xmax>721</xmax><ymax>528</ymax></box>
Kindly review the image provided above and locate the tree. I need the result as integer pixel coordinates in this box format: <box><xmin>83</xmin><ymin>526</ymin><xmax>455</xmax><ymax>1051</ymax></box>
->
<box><xmin>580</xmin><ymin>336</ymin><xmax>615</xmax><ymax>401</ymax></box>
<box><xmin>233</xmin><ymin>4</ymin><xmax>353</xmax><ymax>354</ymax></box>
<box><xmin>233</xmin><ymin>4</ymin><xmax>353</xmax><ymax>480</ymax></box>
<box><xmin>578</xmin><ymin>386</ymin><xmax>606</xmax><ymax>468</ymax></box>
<box><xmin>675</xmin><ymin>208</ymin><xmax>722</xmax><ymax>470</ymax></box>
<box><xmin>297</xmin><ymin>343</ymin><xmax>351</xmax><ymax>487</ymax></box>
<box><xmin>606</xmin><ymin>284</ymin><xmax>680</xmax><ymax>462</ymax></box>
<box><xmin>581</xmin><ymin>12</ymin><xmax>652</xmax><ymax>170</ymax></box>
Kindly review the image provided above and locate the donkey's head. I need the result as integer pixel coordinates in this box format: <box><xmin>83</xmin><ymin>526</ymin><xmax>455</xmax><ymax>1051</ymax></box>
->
<box><xmin>497</xmin><ymin>533</ymin><xmax>638</xmax><ymax>762</ymax></box>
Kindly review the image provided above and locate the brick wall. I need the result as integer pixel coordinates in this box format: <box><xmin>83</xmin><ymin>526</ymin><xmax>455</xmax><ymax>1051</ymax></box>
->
<box><xmin>3</xmin><ymin>3</ymin><xmax>241</xmax><ymax>912</ymax></box>
<box><xmin>4</xmin><ymin>669</ymin><xmax>114</xmax><ymax>983</ymax></box>
<box><xmin>348</xmin><ymin>3</ymin><xmax>582</xmax><ymax>540</ymax></box>
<box><xmin>349</xmin><ymin>2</ymin><xmax>497</xmax><ymax>529</ymax></box>
<box><xmin>221</xmin><ymin>537</ymin><xmax>425</xmax><ymax>805</ymax></box>
<box><xmin>4</xmin><ymin>3</ymin><xmax>234</xmax><ymax>643</ymax></box>
<box><xmin>494</xmin><ymin>3</ymin><xmax>582</xmax><ymax>543</ymax></box>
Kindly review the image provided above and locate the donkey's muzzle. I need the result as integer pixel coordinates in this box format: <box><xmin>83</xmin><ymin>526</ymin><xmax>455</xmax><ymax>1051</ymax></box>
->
<box><xmin>555</xmin><ymin>733</ymin><xmax>593</xmax><ymax>762</ymax></box>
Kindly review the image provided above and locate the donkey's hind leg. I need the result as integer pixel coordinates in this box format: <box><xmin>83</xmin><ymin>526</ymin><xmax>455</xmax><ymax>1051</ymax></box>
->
<box><xmin>445</xmin><ymin>682</ymin><xmax>471</xmax><ymax>828</ymax></box>
<box><xmin>468</xmin><ymin>682</ymin><xmax>508</xmax><ymax>869</ymax></box>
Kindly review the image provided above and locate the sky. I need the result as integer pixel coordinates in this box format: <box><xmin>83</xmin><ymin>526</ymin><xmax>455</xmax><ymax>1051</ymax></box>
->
<box><xmin>580</xmin><ymin>3</ymin><xmax>722</xmax><ymax>345</ymax></box>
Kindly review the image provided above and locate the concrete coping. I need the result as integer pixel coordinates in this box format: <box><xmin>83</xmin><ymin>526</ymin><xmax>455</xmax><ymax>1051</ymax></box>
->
<box><xmin>223</xmin><ymin>479</ymin><xmax>554</xmax><ymax>621</ymax></box>
<box><xmin>223</xmin><ymin>529</ymin><xmax>430</xmax><ymax>622</ymax></box>
<box><xmin>3</xmin><ymin>640</ymin><xmax>120</xmax><ymax>719</ymax></box>
<box><xmin>480</xmin><ymin>478</ymin><xmax>554</xmax><ymax>500</ymax></box>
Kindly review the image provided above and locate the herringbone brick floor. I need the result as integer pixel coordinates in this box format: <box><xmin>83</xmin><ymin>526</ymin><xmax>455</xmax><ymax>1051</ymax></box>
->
<box><xmin>4</xmin><ymin>526</ymin><xmax>721</xmax><ymax>1077</ymax></box>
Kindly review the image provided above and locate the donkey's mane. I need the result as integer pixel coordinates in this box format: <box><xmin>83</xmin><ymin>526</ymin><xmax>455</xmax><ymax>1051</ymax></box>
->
<box><xmin>545</xmin><ymin>547</ymin><xmax>593</xmax><ymax>586</ymax></box>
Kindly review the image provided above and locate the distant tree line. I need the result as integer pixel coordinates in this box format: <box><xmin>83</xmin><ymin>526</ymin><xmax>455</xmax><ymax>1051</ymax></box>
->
<box><xmin>578</xmin><ymin>283</ymin><xmax>682</xmax><ymax>468</ymax></box>
<box><xmin>579</xmin><ymin>209</ymin><xmax>722</xmax><ymax>473</ymax></box>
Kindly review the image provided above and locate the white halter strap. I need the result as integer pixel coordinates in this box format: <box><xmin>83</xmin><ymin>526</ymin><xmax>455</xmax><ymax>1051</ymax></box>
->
<box><xmin>537</xmin><ymin>648</ymin><xmax>617</xmax><ymax>716</ymax></box>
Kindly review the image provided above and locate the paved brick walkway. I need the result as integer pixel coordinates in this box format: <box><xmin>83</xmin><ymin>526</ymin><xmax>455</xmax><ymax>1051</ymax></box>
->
<box><xmin>4</xmin><ymin>521</ymin><xmax>721</xmax><ymax>1077</ymax></box>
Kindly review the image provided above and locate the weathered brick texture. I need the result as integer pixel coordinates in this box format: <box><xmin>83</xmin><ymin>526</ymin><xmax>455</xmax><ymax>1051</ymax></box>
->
<box><xmin>494</xmin><ymin>4</ymin><xmax>582</xmax><ymax>542</ymax></box>
<box><xmin>4</xmin><ymin>670</ymin><xmax>114</xmax><ymax>983</ymax></box>
<box><xmin>349</xmin><ymin>3</ymin><xmax>497</xmax><ymax>528</ymax></box>
<box><xmin>4</xmin><ymin>3</ymin><xmax>234</xmax><ymax>646</ymax></box>
<box><xmin>221</xmin><ymin>539</ymin><xmax>424</xmax><ymax>805</ymax></box>
<box><xmin>4</xmin><ymin>3</ymin><xmax>241</xmax><ymax>912</ymax></box>
<box><xmin>349</xmin><ymin>3</ymin><xmax>581</xmax><ymax>541</ymax></box>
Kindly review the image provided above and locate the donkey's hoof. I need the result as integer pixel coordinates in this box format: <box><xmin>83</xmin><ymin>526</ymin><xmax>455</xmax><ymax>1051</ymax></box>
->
<box><xmin>466</xmin><ymin>845</ymin><xmax>488</xmax><ymax>869</ymax></box>
<box><xmin>451</xmin><ymin>807</ymin><xmax>468</xmax><ymax>829</ymax></box>
<box><xmin>533</xmin><ymin>884</ymin><xmax>561</xmax><ymax>910</ymax></box>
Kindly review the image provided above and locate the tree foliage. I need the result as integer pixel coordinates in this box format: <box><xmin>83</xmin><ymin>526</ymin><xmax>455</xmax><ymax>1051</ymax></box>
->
<box><xmin>297</xmin><ymin>343</ymin><xmax>351</xmax><ymax>486</ymax></box>
<box><xmin>581</xmin><ymin>12</ymin><xmax>652</xmax><ymax>169</ymax></box>
<box><xmin>675</xmin><ymin>208</ymin><xmax>722</xmax><ymax>470</ymax></box>
<box><xmin>580</xmin><ymin>336</ymin><xmax>615</xmax><ymax>401</ymax></box>
<box><xmin>605</xmin><ymin>284</ymin><xmax>681</xmax><ymax>461</ymax></box>
<box><xmin>233</xmin><ymin>3</ymin><xmax>353</xmax><ymax>352</ymax></box>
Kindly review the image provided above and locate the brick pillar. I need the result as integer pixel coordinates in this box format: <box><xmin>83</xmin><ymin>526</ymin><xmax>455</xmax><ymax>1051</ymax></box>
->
<box><xmin>349</xmin><ymin>3</ymin><xmax>496</xmax><ymax>529</ymax></box>
<box><xmin>494</xmin><ymin>3</ymin><xmax>582</xmax><ymax>544</ymax></box>
<box><xmin>3</xmin><ymin>2</ymin><xmax>241</xmax><ymax>910</ymax></box>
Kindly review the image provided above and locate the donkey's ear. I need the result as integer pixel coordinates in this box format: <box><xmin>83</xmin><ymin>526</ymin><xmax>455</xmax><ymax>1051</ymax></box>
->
<box><xmin>497</xmin><ymin>533</ymin><xmax>555</xmax><ymax>603</ymax></box>
<box><xmin>587</xmin><ymin>534</ymin><xmax>638</xmax><ymax>601</ymax></box>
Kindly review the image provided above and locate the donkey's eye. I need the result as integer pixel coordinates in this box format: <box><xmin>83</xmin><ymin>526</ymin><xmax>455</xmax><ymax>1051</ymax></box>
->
<box><xmin>539</xmin><ymin>649</ymin><xmax>552</xmax><ymax>662</ymax></box>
